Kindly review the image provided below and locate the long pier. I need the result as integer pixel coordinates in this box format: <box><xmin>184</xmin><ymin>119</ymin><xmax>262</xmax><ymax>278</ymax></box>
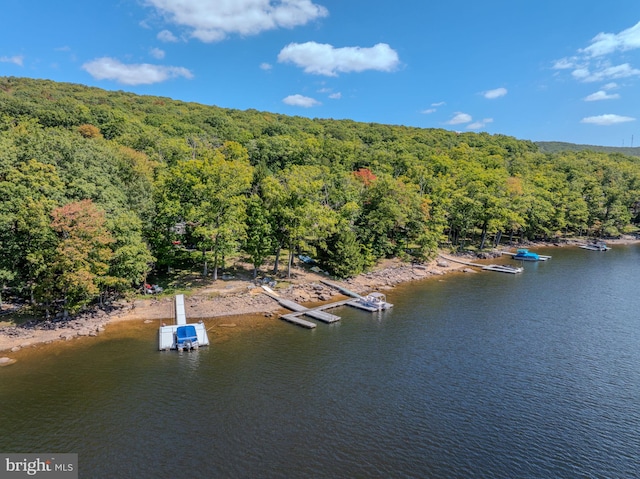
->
<box><xmin>438</xmin><ymin>254</ymin><xmax>523</xmax><ymax>273</ymax></box>
<box><xmin>319</xmin><ymin>279</ymin><xmax>362</xmax><ymax>299</ymax></box>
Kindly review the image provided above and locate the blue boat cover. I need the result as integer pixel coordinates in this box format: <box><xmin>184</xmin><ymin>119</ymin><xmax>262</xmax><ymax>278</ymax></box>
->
<box><xmin>176</xmin><ymin>325</ymin><xmax>198</xmax><ymax>343</ymax></box>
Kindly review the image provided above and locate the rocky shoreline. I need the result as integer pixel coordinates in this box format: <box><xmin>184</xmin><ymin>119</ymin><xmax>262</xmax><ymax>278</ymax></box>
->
<box><xmin>1</xmin><ymin>237</ymin><xmax>637</xmax><ymax>361</ymax></box>
<box><xmin>0</xmin><ymin>256</ymin><xmax>469</xmax><ymax>357</ymax></box>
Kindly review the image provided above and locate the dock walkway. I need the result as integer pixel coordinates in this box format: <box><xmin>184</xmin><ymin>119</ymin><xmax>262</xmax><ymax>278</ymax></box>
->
<box><xmin>277</xmin><ymin>299</ymin><xmax>342</xmax><ymax>323</ymax></box>
<box><xmin>438</xmin><ymin>253</ymin><xmax>523</xmax><ymax>273</ymax></box>
<box><xmin>263</xmin><ymin>283</ymin><xmax>392</xmax><ymax>329</ymax></box>
<box><xmin>438</xmin><ymin>253</ymin><xmax>482</xmax><ymax>268</ymax></box>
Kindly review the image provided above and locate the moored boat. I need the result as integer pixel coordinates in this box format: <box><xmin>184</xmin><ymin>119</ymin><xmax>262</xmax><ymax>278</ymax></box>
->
<box><xmin>511</xmin><ymin>249</ymin><xmax>552</xmax><ymax>261</ymax></box>
<box><xmin>158</xmin><ymin>294</ymin><xmax>210</xmax><ymax>351</ymax></box>
<box><xmin>513</xmin><ymin>249</ymin><xmax>539</xmax><ymax>261</ymax></box>
<box><xmin>355</xmin><ymin>292</ymin><xmax>393</xmax><ymax>311</ymax></box>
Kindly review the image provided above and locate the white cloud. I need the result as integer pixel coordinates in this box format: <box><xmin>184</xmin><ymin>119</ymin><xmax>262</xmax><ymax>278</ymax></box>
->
<box><xmin>277</xmin><ymin>42</ymin><xmax>399</xmax><ymax>76</ymax></box>
<box><xmin>571</xmin><ymin>67</ymin><xmax>591</xmax><ymax>81</ymax></box>
<box><xmin>483</xmin><ymin>87</ymin><xmax>507</xmax><ymax>99</ymax></box>
<box><xmin>150</xmin><ymin>48</ymin><xmax>165</xmax><ymax>59</ymax></box>
<box><xmin>554</xmin><ymin>21</ymin><xmax>640</xmax><ymax>88</ymax></box>
<box><xmin>260</xmin><ymin>62</ymin><xmax>273</xmax><ymax>71</ymax></box>
<box><xmin>145</xmin><ymin>0</ymin><xmax>328</xmax><ymax>42</ymax></box>
<box><xmin>603</xmin><ymin>82</ymin><xmax>618</xmax><ymax>90</ymax></box>
<box><xmin>282</xmin><ymin>94</ymin><xmax>321</xmax><ymax>107</ymax></box>
<box><xmin>572</xmin><ymin>62</ymin><xmax>640</xmax><ymax>82</ymax></box>
<box><xmin>584</xmin><ymin>90</ymin><xmax>620</xmax><ymax>101</ymax></box>
<box><xmin>446</xmin><ymin>112</ymin><xmax>472</xmax><ymax>125</ymax></box>
<box><xmin>580</xmin><ymin>114</ymin><xmax>635</xmax><ymax>125</ymax></box>
<box><xmin>581</xmin><ymin>21</ymin><xmax>640</xmax><ymax>57</ymax></box>
<box><xmin>82</xmin><ymin>57</ymin><xmax>193</xmax><ymax>85</ymax></box>
<box><xmin>552</xmin><ymin>57</ymin><xmax>575</xmax><ymax>70</ymax></box>
<box><xmin>157</xmin><ymin>29</ymin><xmax>178</xmax><ymax>42</ymax></box>
<box><xmin>0</xmin><ymin>55</ymin><xmax>24</xmax><ymax>66</ymax></box>
<box><xmin>422</xmin><ymin>101</ymin><xmax>445</xmax><ymax>114</ymax></box>
<box><xmin>467</xmin><ymin>118</ymin><xmax>493</xmax><ymax>130</ymax></box>
<box><xmin>328</xmin><ymin>92</ymin><xmax>341</xmax><ymax>99</ymax></box>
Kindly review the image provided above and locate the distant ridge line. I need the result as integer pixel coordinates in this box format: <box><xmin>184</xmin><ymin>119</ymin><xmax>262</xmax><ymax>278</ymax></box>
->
<box><xmin>536</xmin><ymin>141</ymin><xmax>640</xmax><ymax>157</ymax></box>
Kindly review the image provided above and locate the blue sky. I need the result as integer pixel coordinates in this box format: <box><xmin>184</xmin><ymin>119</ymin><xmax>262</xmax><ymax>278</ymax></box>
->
<box><xmin>2</xmin><ymin>1</ymin><xmax>640</xmax><ymax>147</ymax></box>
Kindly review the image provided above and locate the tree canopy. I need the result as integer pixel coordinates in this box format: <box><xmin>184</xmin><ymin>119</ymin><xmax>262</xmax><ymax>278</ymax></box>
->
<box><xmin>1</xmin><ymin>76</ymin><xmax>639</xmax><ymax>315</ymax></box>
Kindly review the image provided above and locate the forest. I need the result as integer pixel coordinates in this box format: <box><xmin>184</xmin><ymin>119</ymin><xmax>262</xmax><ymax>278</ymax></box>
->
<box><xmin>1</xmin><ymin>76</ymin><xmax>639</xmax><ymax>318</ymax></box>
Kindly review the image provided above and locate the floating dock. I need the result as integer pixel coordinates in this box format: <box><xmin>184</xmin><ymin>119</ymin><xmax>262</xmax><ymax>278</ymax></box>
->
<box><xmin>481</xmin><ymin>264</ymin><xmax>523</xmax><ymax>274</ymax></box>
<box><xmin>263</xmin><ymin>283</ymin><xmax>393</xmax><ymax>329</ymax></box>
<box><xmin>320</xmin><ymin>280</ymin><xmax>393</xmax><ymax>311</ymax></box>
<box><xmin>579</xmin><ymin>242</ymin><xmax>610</xmax><ymax>251</ymax></box>
<box><xmin>281</xmin><ymin>314</ymin><xmax>317</xmax><ymax>329</ymax></box>
<box><xmin>277</xmin><ymin>298</ymin><xmax>341</xmax><ymax>323</ymax></box>
<box><xmin>158</xmin><ymin>294</ymin><xmax>210</xmax><ymax>351</ymax></box>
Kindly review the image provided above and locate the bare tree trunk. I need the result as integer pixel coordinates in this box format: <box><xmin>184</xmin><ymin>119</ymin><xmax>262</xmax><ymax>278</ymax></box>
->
<box><xmin>287</xmin><ymin>249</ymin><xmax>293</xmax><ymax>279</ymax></box>
<box><xmin>273</xmin><ymin>246</ymin><xmax>281</xmax><ymax>274</ymax></box>
<box><xmin>213</xmin><ymin>251</ymin><xmax>219</xmax><ymax>281</ymax></box>
<box><xmin>479</xmin><ymin>223</ymin><xmax>488</xmax><ymax>250</ymax></box>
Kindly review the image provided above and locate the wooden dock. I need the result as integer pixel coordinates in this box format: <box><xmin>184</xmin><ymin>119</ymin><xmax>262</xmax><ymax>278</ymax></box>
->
<box><xmin>263</xmin><ymin>283</ymin><xmax>393</xmax><ymax>329</ymax></box>
<box><xmin>319</xmin><ymin>279</ymin><xmax>362</xmax><ymax>298</ymax></box>
<box><xmin>320</xmin><ymin>280</ymin><xmax>393</xmax><ymax>310</ymax></box>
<box><xmin>280</xmin><ymin>313</ymin><xmax>317</xmax><ymax>329</ymax></box>
<box><xmin>276</xmin><ymin>299</ymin><xmax>341</xmax><ymax>323</ymax></box>
<box><xmin>481</xmin><ymin>264</ymin><xmax>523</xmax><ymax>274</ymax></box>
<box><xmin>262</xmin><ymin>286</ymin><xmax>344</xmax><ymax>328</ymax></box>
<box><xmin>438</xmin><ymin>253</ymin><xmax>483</xmax><ymax>268</ymax></box>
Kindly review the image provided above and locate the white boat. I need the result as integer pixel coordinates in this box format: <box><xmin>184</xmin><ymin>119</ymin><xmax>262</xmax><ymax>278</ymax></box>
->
<box><xmin>579</xmin><ymin>241</ymin><xmax>610</xmax><ymax>251</ymax></box>
<box><xmin>355</xmin><ymin>292</ymin><xmax>393</xmax><ymax>311</ymax></box>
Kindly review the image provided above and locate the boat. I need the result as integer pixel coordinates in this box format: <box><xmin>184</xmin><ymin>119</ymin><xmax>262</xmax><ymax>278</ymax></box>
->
<box><xmin>579</xmin><ymin>241</ymin><xmax>610</xmax><ymax>251</ymax></box>
<box><xmin>510</xmin><ymin>249</ymin><xmax>552</xmax><ymax>261</ymax></box>
<box><xmin>513</xmin><ymin>249</ymin><xmax>539</xmax><ymax>261</ymax></box>
<box><xmin>355</xmin><ymin>292</ymin><xmax>393</xmax><ymax>311</ymax></box>
<box><xmin>158</xmin><ymin>294</ymin><xmax>210</xmax><ymax>351</ymax></box>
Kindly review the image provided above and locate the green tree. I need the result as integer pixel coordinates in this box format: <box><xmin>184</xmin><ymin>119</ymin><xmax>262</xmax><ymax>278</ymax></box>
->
<box><xmin>0</xmin><ymin>160</ymin><xmax>63</xmax><ymax>303</ymax></box>
<box><xmin>261</xmin><ymin>165</ymin><xmax>337</xmax><ymax>277</ymax></box>
<box><xmin>356</xmin><ymin>174</ymin><xmax>434</xmax><ymax>260</ymax></box>
<box><xmin>107</xmin><ymin>211</ymin><xmax>155</xmax><ymax>294</ymax></box>
<box><xmin>40</xmin><ymin>200</ymin><xmax>114</xmax><ymax>317</ymax></box>
<box><xmin>155</xmin><ymin>143</ymin><xmax>253</xmax><ymax>279</ymax></box>
<box><xmin>243</xmin><ymin>194</ymin><xmax>273</xmax><ymax>278</ymax></box>
<box><xmin>321</xmin><ymin>222</ymin><xmax>365</xmax><ymax>278</ymax></box>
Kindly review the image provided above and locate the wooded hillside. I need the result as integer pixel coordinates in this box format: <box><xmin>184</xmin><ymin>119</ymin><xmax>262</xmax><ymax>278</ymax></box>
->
<box><xmin>1</xmin><ymin>76</ymin><xmax>639</xmax><ymax>317</ymax></box>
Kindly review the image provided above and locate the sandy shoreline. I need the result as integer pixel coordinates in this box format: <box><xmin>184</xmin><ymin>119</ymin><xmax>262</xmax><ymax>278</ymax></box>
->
<box><xmin>1</xmin><ymin>237</ymin><xmax>637</xmax><ymax>360</ymax></box>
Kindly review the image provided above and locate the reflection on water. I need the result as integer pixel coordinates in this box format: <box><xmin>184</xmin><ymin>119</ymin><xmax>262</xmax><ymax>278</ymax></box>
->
<box><xmin>1</xmin><ymin>246</ymin><xmax>640</xmax><ymax>478</ymax></box>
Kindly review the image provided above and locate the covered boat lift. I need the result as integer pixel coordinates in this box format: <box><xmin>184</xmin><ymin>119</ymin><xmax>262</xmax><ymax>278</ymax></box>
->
<box><xmin>158</xmin><ymin>294</ymin><xmax>210</xmax><ymax>351</ymax></box>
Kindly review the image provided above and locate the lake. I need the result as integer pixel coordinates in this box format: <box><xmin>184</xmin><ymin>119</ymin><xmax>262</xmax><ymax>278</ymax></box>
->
<box><xmin>1</xmin><ymin>245</ymin><xmax>639</xmax><ymax>478</ymax></box>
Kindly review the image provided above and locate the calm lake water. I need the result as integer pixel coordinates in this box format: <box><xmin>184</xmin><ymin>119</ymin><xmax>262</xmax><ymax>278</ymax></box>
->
<box><xmin>1</xmin><ymin>245</ymin><xmax>640</xmax><ymax>478</ymax></box>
